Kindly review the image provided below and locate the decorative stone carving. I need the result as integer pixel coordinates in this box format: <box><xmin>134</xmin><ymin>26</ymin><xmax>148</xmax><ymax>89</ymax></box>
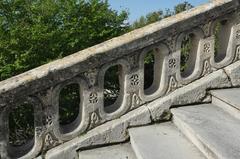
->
<box><xmin>1</xmin><ymin>2</ymin><xmax>240</xmax><ymax>158</ymax></box>
<box><xmin>89</xmin><ymin>92</ymin><xmax>98</xmax><ymax>104</ymax></box>
<box><xmin>130</xmin><ymin>74</ymin><xmax>139</xmax><ymax>86</ymax></box>
<box><xmin>88</xmin><ymin>111</ymin><xmax>101</xmax><ymax>129</ymax></box>
<box><xmin>44</xmin><ymin>133</ymin><xmax>58</xmax><ymax>148</ymax></box>
<box><xmin>167</xmin><ymin>76</ymin><xmax>178</xmax><ymax>93</ymax></box>
<box><xmin>202</xmin><ymin>60</ymin><xmax>212</xmax><ymax>75</ymax></box>
<box><xmin>91</xmin><ymin>112</ymin><xmax>100</xmax><ymax>124</ymax></box>
<box><xmin>237</xmin><ymin>45</ymin><xmax>240</xmax><ymax>59</ymax></box>
<box><xmin>236</xmin><ymin>30</ymin><xmax>240</xmax><ymax>39</ymax></box>
<box><xmin>168</xmin><ymin>58</ymin><xmax>177</xmax><ymax>68</ymax></box>
<box><xmin>203</xmin><ymin>43</ymin><xmax>211</xmax><ymax>53</ymax></box>
<box><xmin>131</xmin><ymin>93</ymin><xmax>141</xmax><ymax>109</ymax></box>
<box><xmin>45</xmin><ymin>115</ymin><xmax>53</xmax><ymax>127</ymax></box>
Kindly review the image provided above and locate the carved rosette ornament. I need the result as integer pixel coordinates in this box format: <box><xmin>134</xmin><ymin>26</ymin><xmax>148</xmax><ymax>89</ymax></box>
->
<box><xmin>236</xmin><ymin>30</ymin><xmax>240</xmax><ymax>40</ymax></box>
<box><xmin>130</xmin><ymin>74</ymin><xmax>139</xmax><ymax>86</ymax></box>
<box><xmin>46</xmin><ymin>115</ymin><xmax>53</xmax><ymax>127</ymax></box>
<box><xmin>89</xmin><ymin>92</ymin><xmax>98</xmax><ymax>104</ymax></box>
<box><xmin>167</xmin><ymin>76</ymin><xmax>178</xmax><ymax>93</ymax></box>
<box><xmin>202</xmin><ymin>60</ymin><xmax>212</xmax><ymax>76</ymax></box>
<box><xmin>203</xmin><ymin>43</ymin><xmax>211</xmax><ymax>54</ymax></box>
<box><xmin>168</xmin><ymin>58</ymin><xmax>177</xmax><ymax>69</ymax></box>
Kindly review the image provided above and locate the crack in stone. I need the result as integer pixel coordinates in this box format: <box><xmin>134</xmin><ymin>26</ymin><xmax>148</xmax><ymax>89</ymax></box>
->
<box><xmin>223</xmin><ymin>68</ymin><xmax>234</xmax><ymax>87</ymax></box>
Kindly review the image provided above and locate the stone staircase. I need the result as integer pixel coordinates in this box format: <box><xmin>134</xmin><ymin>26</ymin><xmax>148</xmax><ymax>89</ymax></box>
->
<box><xmin>1</xmin><ymin>0</ymin><xmax>240</xmax><ymax>158</ymax></box>
<box><xmin>79</xmin><ymin>88</ymin><xmax>240</xmax><ymax>159</ymax></box>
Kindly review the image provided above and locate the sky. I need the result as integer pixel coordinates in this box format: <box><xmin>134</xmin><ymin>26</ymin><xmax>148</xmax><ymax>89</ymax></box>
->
<box><xmin>108</xmin><ymin>0</ymin><xmax>209</xmax><ymax>23</ymax></box>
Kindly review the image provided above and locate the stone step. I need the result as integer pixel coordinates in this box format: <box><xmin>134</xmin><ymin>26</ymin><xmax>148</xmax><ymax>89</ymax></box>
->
<box><xmin>78</xmin><ymin>143</ymin><xmax>137</xmax><ymax>159</ymax></box>
<box><xmin>211</xmin><ymin>88</ymin><xmax>240</xmax><ymax>119</ymax></box>
<box><xmin>128</xmin><ymin>122</ymin><xmax>206</xmax><ymax>159</ymax></box>
<box><xmin>172</xmin><ymin>104</ymin><xmax>240</xmax><ymax>159</ymax></box>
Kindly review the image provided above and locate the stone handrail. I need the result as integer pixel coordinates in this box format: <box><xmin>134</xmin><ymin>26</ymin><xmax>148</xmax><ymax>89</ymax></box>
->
<box><xmin>0</xmin><ymin>0</ymin><xmax>240</xmax><ymax>158</ymax></box>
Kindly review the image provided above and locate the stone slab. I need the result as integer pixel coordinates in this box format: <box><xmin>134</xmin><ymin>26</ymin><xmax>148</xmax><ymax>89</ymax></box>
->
<box><xmin>78</xmin><ymin>143</ymin><xmax>137</xmax><ymax>159</ymax></box>
<box><xmin>172</xmin><ymin>104</ymin><xmax>240</xmax><ymax>159</ymax></box>
<box><xmin>129</xmin><ymin>122</ymin><xmax>206</xmax><ymax>159</ymax></box>
<box><xmin>146</xmin><ymin>69</ymin><xmax>231</xmax><ymax>122</ymax></box>
<box><xmin>224</xmin><ymin>61</ymin><xmax>240</xmax><ymax>86</ymax></box>
<box><xmin>211</xmin><ymin>88</ymin><xmax>240</xmax><ymax>111</ymax></box>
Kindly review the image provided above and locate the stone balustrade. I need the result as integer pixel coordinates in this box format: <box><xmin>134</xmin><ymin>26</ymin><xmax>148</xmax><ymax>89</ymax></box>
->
<box><xmin>0</xmin><ymin>0</ymin><xmax>240</xmax><ymax>158</ymax></box>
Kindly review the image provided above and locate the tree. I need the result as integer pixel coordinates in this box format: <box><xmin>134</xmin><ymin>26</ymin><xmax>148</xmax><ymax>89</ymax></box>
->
<box><xmin>1</xmin><ymin>0</ymin><xmax>129</xmax><ymax>146</ymax></box>
<box><xmin>174</xmin><ymin>1</ymin><xmax>193</xmax><ymax>14</ymax></box>
<box><xmin>0</xmin><ymin>0</ymin><xmax>129</xmax><ymax>81</ymax></box>
<box><xmin>2</xmin><ymin>0</ymin><xmax>194</xmax><ymax>147</ymax></box>
<box><xmin>131</xmin><ymin>11</ymin><xmax>163</xmax><ymax>29</ymax></box>
<box><xmin>131</xmin><ymin>2</ymin><xmax>193</xmax><ymax>88</ymax></box>
<box><xmin>131</xmin><ymin>1</ymin><xmax>193</xmax><ymax>30</ymax></box>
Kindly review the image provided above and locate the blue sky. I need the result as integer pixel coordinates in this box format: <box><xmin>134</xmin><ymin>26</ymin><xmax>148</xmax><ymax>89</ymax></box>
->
<box><xmin>108</xmin><ymin>0</ymin><xmax>209</xmax><ymax>23</ymax></box>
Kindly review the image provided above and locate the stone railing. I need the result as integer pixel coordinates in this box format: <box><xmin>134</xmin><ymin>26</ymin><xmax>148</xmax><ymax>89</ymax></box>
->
<box><xmin>0</xmin><ymin>0</ymin><xmax>240</xmax><ymax>158</ymax></box>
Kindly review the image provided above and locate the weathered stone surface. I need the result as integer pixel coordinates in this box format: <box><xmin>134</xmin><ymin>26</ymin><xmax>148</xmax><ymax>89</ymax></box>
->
<box><xmin>0</xmin><ymin>0</ymin><xmax>236</xmax><ymax>100</ymax></box>
<box><xmin>224</xmin><ymin>61</ymin><xmax>240</xmax><ymax>86</ymax></box>
<box><xmin>1</xmin><ymin>0</ymin><xmax>240</xmax><ymax>158</ymax></box>
<box><xmin>44</xmin><ymin>106</ymin><xmax>151</xmax><ymax>159</ymax></box>
<box><xmin>171</xmin><ymin>69</ymin><xmax>231</xmax><ymax>105</ymax></box>
<box><xmin>172</xmin><ymin>104</ymin><xmax>240</xmax><ymax>159</ymax></box>
<box><xmin>211</xmin><ymin>88</ymin><xmax>240</xmax><ymax>119</ymax></box>
<box><xmin>120</xmin><ymin>105</ymin><xmax>152</xmax><ymax>127</ymax></box>
<box><xmin>147</xmin><ymin>69</ymin><xmax>231</xmax><ymax>122</ymax></box>
<box><xmin>146</xmin><ymin>97</ymin><xmax>172</xmax><ymax>122</ymax></box>
<box><xmin>212</xmin><ymin>95</ymin><xmax>240</xmax><ymax>120</ymax></box>
<box><xmin>129</xmin><ymin>122</ymin><xmax>206</xmax><ymax>159</ymax></box>
<box><xmin>43</xmin><ymin>73</ymin><xmax>232</xmax><ymax>158</ymax></box>
<box><xmin>211</xmin><ymin>88</ymin><xmax>240</xmax><ymax>110</ymax></box>
<box><xmin>45</xmin><ymin>120</ymin><xmax>128</xmax><ymax>159</ymax></box>
<box><xmin>78</xmin><ymin>143</ymin><xmax>137</xmax><ymax>159</ymax></box>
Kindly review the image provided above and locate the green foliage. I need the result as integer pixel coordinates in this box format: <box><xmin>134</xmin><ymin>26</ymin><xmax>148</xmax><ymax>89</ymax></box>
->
<box><xmin>3</xmin><ymin>0</ymin><xmax>195</xmax><ymax>147</ymax></box>
<box><xmin>131</xmin><ymin>1</ymin><xmax>193</xmax><ymax>30</ymax></box>
<box><xmin>144</xmin><ymin>51</ymin><xmax>154</xmax><ymax>89</ymax></box>
<box><xmin>9</xmin><ymin>103</ymin><xmax>34</xmax><ymax>146</ymax></box>
<box><xmin>132</xmin><ymin>1</ymin><xmax>193</xmax><ymax>87</ymax></box>
<box><xmin>2</xmin><ymin>0</ymin><xmax>129</xmax><ymax>146</ymax></box>
<box><xmin>0</xmin><ymin>0</ymin><xmax>129</xmax><ymax>81</ymax></box>
<box><xmin>104</xmin><ymin>65</ymin><xmax>120</xmax><ymax>106</ymax></box>
<box><xmin>59</xmin><ymin>83</ymin><xmax>80</xmax><ymax>125</ymax></box>
<box><xmin>131</xmin><ymin>11</ymin><xmax>163</xmax><ymax>29</ymax></box>
<box><xmin>174</xmin><ymin>1</ymin><xmax>193</xmax><ymax>14</ymax></box>
<box><xmin>180</xmin><ymin>34</ymin><xmax>192</xmax><ymax>72</ymax></box>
